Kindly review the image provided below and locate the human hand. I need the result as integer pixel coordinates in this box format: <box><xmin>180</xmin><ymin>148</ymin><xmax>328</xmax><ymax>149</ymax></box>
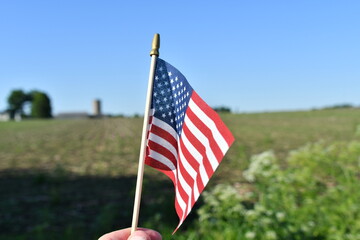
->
<box><xmin>98</xmin><ymin>227</ymin><xmax>162</xmax><ymax>240</ymax></box>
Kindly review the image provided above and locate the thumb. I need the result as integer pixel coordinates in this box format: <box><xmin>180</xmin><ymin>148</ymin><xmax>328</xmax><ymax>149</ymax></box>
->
<box><xmin>127</xmin><ymin>230</ymin><xmax>151</xmax><ymax>240</ymax></box>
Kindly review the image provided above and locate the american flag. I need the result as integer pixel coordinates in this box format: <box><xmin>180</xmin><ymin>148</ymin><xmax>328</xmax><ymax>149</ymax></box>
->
<box><xmin>145</xmin><ymin>58</ymin><xmax>234</xmax><ymax>231</ymax></box>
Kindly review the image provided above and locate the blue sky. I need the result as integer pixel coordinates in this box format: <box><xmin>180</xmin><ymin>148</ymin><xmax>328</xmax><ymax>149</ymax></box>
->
<box><xmin>1</xmin><ymin>1</ymin><xmax>359</xmax><ymax>115</ymax></box>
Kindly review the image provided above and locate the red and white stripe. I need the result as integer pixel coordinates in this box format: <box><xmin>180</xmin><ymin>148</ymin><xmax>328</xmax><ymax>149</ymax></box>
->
<box><xmin>145</xmin><ymin>91</ymin><xmax>234</xmax><ymax>231</ymax></box>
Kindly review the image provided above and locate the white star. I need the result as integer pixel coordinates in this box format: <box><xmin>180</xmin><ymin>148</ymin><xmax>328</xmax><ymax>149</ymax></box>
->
<box><xmin>170</xmin><ymin>79</ymin><xmax>174</xmax><ymax>84</ymax></box>
<box><xmin>170</xmin><ymin>119</ymin><xmax>174</xmax><ymax>123</ymax></box>
<box><xmin>155</xmin><ymin>76</ymin><xmax>159</xmax><ymax>81</ymax></box>
<box><xmin>175</xmin><ymin>76</ymin><xmax>178</xmax><ymax>81</ymax></box>
<box><xmin>156</xmin><ymin>99</ymin><xmax>160</xmax><ymax>104</ymax></box>
<box><xmin>157</xmin><ymin>83</ymin><xmax>162</xmax><ymax>87</ymax></box>
<box><xmin>162</xmin><ymin>113</ymin><xmax>166</xmax><ymax>118</ymax></box>
<box><xmin>168</xmin><ymin>72</ymin><xmax>172</xmax><ymax>76</ymax></box>
<box><xmin>163</xmin><ymin>97</ymin><xmax>167</xmax><ymax>102</ymax></box>
<box><xmin>154</xmin><ymin>92</ymin><xmax>158</xmax><ymax>97</ymax></box>
<box><xmin>164</xmin><ymin>81</ymin><xmax>169</xmax><ymax>85</ymax></box>
<box><xmin>168</xmin><ymin>112</ymin><xmax>172</xmax><ymax>116</ymax></box>
<box><xmin>160</xmin><ymin>90</ymin><xmax>165</xmax><ymax>95</ymax></box>
<box><xmin>159</xmin><ymin>66</ymin><xmax>163</xmax><ymax>71</ymax></box>
<box><xmin>162</xmin><ymin>74</ymin><xmax>166</xmax><ymax>79</ymax></box>
<box><xmin>180</xmin><ymin>82</ymin><xmax>183</xmax><ymax>86</ymax></box>
<box><xmin>176</xmin><ymin>84</ymin><xmax>179</xmax><ymax>89</ymax></box>
<box><xmin>159</xmin><ymin>106</ymin><xmax>163</xmax><ymax>111</ymax></box>
<box><xmin>166</xmin><ymin>104</ymin><xmax>170</xmax><ymax>109</ymax></box>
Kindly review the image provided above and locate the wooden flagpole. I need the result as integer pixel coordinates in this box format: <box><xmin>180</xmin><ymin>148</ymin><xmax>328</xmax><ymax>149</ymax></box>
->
<box><xmin>131</xmin><ymin>33</ymin><xmax>160</xmax><ymax>234</ymax></box>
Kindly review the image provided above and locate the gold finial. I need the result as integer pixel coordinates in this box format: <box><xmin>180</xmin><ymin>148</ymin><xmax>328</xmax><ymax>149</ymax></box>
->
<box><xmin>150</xmin><ymin>33</ymin><xmax>160</xmax><ymax>56</ymax></box>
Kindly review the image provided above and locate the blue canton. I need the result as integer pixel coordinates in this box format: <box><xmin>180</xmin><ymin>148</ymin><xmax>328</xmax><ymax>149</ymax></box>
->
<box><xmin>151</xmin><ymin>58</ymin><xmax>193</xmax><ymax>135</ymax></box>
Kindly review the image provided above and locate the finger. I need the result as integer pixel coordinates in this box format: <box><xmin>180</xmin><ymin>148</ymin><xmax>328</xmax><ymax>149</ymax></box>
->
<box><xmin>98</xmin><ymin>228</ymin><xmax>162</xmax><ymax>240</ymax></box>
<box><xmin>128</xmin><ymin>230</ymin><xmax>150</xmax><ymax>240</ymax></box>
<box><xmin>129</xmin><ymin>229</ymin><xmax>162</xmax><ymax>240</ymax></box>
<box><xmin>137</xmin><ymin>228</ymin><xmax>162</xmax><ymax>240</ymax></box>
<box><xmin>98</xmin><ymin>228</ymin><xmax>131</xmax><ymax>240</ymax></box>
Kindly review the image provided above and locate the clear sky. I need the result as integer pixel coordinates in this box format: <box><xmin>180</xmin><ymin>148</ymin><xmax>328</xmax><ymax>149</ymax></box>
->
<box><xmin>1</xmin><ymin>1</ymin><xmax>359</xmax><ymax>115</ymax></box>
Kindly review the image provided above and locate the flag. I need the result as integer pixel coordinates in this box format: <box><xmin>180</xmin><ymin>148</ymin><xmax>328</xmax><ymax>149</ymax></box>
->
<box><xmin>145</xmin><ymin>58</ymin><xmax>234</xmax><ymax>231</ymax></box>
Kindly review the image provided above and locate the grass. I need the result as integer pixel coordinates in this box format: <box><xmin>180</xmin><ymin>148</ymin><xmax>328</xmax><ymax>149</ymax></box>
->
<box><xmin>0</xmin><ymin>109</ymin><xmax>360</xmax><ymax>239</ymax></box>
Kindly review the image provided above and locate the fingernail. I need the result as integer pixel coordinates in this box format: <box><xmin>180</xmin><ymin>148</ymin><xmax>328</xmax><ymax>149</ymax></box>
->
<box><xmin>128</xmin><ymin>230</ymin><xmax>151</xmax><ymax>240</ymax></box>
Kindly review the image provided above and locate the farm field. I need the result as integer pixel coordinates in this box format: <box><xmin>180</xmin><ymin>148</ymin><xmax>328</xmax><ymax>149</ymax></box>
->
<box><xmin>0</xmin><ymin>109</ymin><xmax>359</xmax><ymax>239</ymax></box>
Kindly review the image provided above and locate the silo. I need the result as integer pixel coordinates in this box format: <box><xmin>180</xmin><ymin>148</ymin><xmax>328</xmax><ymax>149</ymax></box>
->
<box><xmin>93</xmin><ymin>99</ymin><xmax>102</xmax><ymax>116</ymax></box>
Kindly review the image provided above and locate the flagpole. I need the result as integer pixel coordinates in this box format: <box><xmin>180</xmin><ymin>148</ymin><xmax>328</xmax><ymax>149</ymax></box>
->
<box><xmin>131</xmin><ymin>33</ymin><xmax>160</xmax><ymax>234</ymax></box>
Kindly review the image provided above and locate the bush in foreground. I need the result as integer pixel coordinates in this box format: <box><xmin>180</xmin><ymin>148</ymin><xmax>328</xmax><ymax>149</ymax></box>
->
<box><xmin>183</xmin><ymin>141</ymin><xmax>360</xmax><ymax>240</ymax></box>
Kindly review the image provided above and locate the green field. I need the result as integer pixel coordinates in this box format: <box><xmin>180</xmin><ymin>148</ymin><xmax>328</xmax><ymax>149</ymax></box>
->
<box><xmin>1</xmin><ymin>109</ymin><xmax>360</xmax><ymax>239</ymax></box>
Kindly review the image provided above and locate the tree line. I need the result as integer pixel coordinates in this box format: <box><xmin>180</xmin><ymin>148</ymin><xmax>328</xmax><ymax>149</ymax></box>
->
<box><xmin>7</xmin><ymin>89</ymin><xmax>52</xmax><ymax>119</ymax></box>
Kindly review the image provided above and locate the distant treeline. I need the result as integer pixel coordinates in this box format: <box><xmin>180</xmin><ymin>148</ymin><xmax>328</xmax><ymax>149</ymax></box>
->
<box><xmin>316</xmin><ymin>103</ymin><xmax>357</xmax><ymax>110</ymax></box>
<box><xmin>213</xmin><ymin>106</ymin><xmax>232</xmax><ymax>113</ymax></box>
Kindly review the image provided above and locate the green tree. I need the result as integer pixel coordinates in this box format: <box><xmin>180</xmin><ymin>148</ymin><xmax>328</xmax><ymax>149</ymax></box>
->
<box><xmin>213</xmin><ymin>106</ymin><xmax>232</xmax><ymax>113</ymax></box>
<box><xmin>31</xmin><ymin>91</ymin><xmax>52</xmax><ymax>118</ymax></box>
<box><xmin>7</xmin><ymin>89</ymin><xmax>27</xmax><ymax>114</ymax></box>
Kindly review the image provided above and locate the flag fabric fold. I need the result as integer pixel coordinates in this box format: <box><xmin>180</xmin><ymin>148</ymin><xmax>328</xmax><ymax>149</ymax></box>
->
<box><xmin>145</xmin><ymin>58</ymin><xmax>234</xmax><ymax>231</ymax></box>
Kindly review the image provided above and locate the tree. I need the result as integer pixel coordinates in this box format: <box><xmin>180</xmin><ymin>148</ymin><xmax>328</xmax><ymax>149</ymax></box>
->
<box><xmin>7</xmin><ymin>89</ymin><xmax>27</xmax><ymax>115</ymax></box>
<box><xmin>31</xmin><ymin>91</ymin><xmax>52</xmax><ymax>118</ymax></box>
<box><xmin>213</xmin><ymin>106</ymin><xmax>232</xmax><ymax>113</ymax></box>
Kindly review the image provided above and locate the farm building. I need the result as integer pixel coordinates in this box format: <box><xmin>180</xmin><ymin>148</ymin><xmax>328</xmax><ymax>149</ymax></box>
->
<box><xmin>0</xmin><ymin>111</ymin><xmax>11</xmax><ymax>121</ymax></box>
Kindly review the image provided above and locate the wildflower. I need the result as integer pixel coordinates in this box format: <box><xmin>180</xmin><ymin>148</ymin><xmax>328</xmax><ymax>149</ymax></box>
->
<box><xmin>254</xmin><ymin>204</ymin><xmax>266</xmax><ymax>213</ymax></box>
<box><xmin>243</xmin><ymin>151</ymin><xmax>278</xmax><ymax>182</ymax></box>
<box><xmin>276</xmin><ymin>212</ymin><xmax>285</xmax><ymax>222</ymax></box>
<box><xmin>260</xmin><ymin>217</ymin><xmax>272</xmax><ymax>226</ymax></box>
<box><xmin>245</xmin><ymin>231</ymin><xmax>256</xmax><ymax>239</ymax></box>
<box><xmin>301</xmin><ymin>224</ymin><xmax>309</xmax><ymax>233</ymax></box>
<box><xmin>265</xmin><ymin>230</ymin><xmax>277</xmax><ymax>240</ymax></box>
<box><xmin>307</xmin><ymin>221</ymin><xmax>315</xmax><ymax>228</ymax></box>
<box><xmin>245</xmin><ymin>210</ymin><xmax>258</xmax><ymax>221</ymax></box>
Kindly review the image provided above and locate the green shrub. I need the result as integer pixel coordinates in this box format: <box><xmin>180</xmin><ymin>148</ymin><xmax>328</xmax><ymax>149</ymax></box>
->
<box><xmin>190</xmin><ymin>141</ymin><xmax>360</xmax><ymax>240</ymax></box>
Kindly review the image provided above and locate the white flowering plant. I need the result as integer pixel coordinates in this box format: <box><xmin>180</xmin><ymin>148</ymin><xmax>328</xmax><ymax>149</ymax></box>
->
<box><xmin>181</xmin><ymin>141</ymin><xmax>360</xmax><ymax>240</ymax></box>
